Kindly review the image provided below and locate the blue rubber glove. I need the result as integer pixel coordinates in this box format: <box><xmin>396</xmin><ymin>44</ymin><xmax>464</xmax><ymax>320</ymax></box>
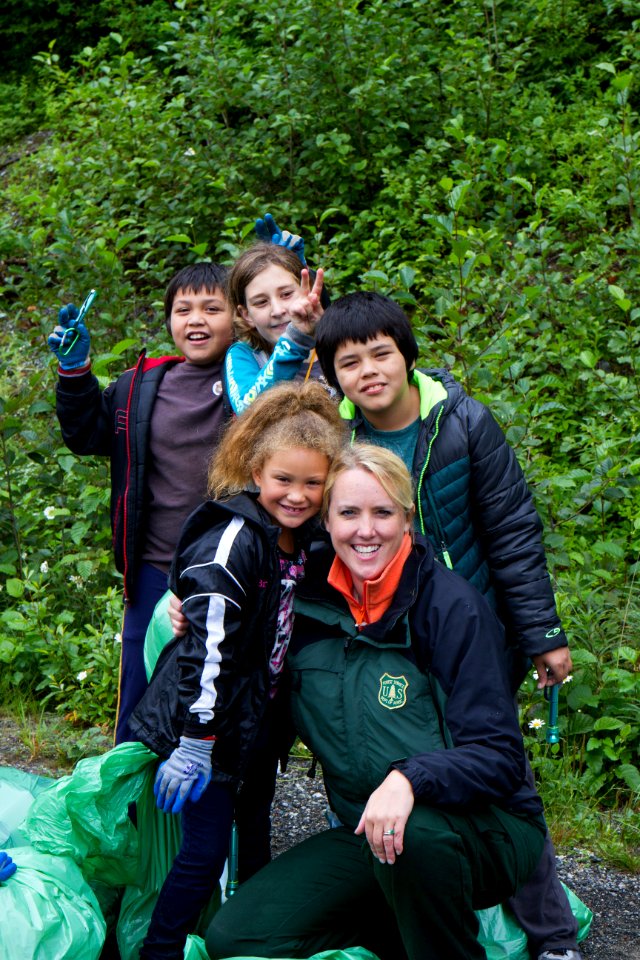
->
<box><xmin>48</xmin><ymin>304</ymin><xmax>91</xmax><ymax>371</ymax></box>
<box><xmin>0</xmin><ymin>852</ymin><xmax>17</xmax><ymax>882</ymax></box>
<box><xmin>154</xmin><ymin>736</ymin><xmax>213</xmax><ymax>814</ymax></box>
<box><xmin>255</xmin><ymin>212</ymin><xmax>306</xmax><ymax>265</ymax></box>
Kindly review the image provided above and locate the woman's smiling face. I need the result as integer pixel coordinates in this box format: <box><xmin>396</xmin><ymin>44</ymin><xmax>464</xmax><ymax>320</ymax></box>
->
<box><xmin>325</xmin><ymin>467</ymin><xmax>411</xmax><ymax>595</ymax></box>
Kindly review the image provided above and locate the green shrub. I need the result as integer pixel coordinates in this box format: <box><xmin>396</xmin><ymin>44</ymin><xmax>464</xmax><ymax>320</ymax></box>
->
<box><xmin>0</xmin><ymin>0</ymin><xmax>638</xmax><ymax>818</ymax></box>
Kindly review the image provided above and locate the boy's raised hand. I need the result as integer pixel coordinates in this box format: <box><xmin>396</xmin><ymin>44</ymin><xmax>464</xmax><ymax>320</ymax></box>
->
<box><xmin>48</xmin><ymin>304</ymin><xmax>91</xmax><ymax>371</ymax></box>
<box><xmin>255</xmin><ymin>212</ymin><xmax>306</xmax><ymax>265</ymax></box>
<box><xmin>289</xmin><ymin>268</ymin><xmax>325</xmax><ymax>337</ymax></box>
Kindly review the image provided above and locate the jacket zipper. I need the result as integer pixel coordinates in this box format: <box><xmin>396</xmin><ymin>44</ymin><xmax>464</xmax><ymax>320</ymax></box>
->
<box><xmin>415</xmin><ymin>405</ymin><xmax>453</xmax><ymax>570</ymax></box>
<box><xmin>122</xmin><ymin>352</ymin><xmax>146</xmax><ymax>599</ymax></box>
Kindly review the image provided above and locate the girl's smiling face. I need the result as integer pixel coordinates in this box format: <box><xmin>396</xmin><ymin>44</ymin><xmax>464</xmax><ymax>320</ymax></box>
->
<box><xmin>238</xmin><ymin>264</ymin><xmax>301</xmax><ymax>346</ymax></box>
<box><xmin>253</xmin><ymin>447</ymin><xmax>330</xmax><ymax>550</ymax></box>
<box><xmin>324</xmin><ymin>467</ymin><xmax>411</xmax><ymax>597</ymax></box>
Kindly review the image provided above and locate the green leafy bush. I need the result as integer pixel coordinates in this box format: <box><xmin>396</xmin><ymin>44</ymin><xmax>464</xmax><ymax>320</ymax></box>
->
<box><xmin>0</xmin><ymin>0</ymin><xmax>638</xmax><ymax>822</ymax></box>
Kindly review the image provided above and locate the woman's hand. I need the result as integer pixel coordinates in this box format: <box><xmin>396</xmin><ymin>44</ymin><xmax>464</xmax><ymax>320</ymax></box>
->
<box><xmin>168</xmin><ymin>592</ymin><xmax>189</xmax><ymax>638</ymax></box>
<box><xmin>355</xmin><ymin>769</ymin><xmax>414</xmax><ymax>865</ymax></box>
<box><xmin>289</xmin><ymin>268</ymin><xmax>324</xmax><ymax>336</ymax></box>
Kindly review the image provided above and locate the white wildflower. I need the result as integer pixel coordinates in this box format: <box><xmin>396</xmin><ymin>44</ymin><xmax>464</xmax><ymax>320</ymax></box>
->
<box><xmin>184</xmin><ymin>147</ymin><xmax>196</xmax><ymax>157</ymax></box>
<box><xmin>40</xmin><ymin>561</ymin><xmax>49</xmax><ymax>574</ymax></box>
<box><xmin>532</xmin><ymin>670</ymin><xmax>539</xmax><ymax>681</ymax></box>
<box><xmin>77</xmin><ymin>670</ymin><xmax>88</xmax><ymax>682</ymax></box>
<box><xmin>528</xmin><ymin>718</ymin><xmax>545</xmax><ymax>729</ymax></box>
<box><xmin>563</xmin><ymin>674</ymin><xmax>573</xmax><ymax>684</ymax></box>
<box><xmin>44</xmin><ymin>506</ymin><xmax>56</xmax><ymax>520</ymax></box>
<box><xmin>114</xmin><ymin>633</ymin><xmax>123</xmax><ymax>644</ymax></box>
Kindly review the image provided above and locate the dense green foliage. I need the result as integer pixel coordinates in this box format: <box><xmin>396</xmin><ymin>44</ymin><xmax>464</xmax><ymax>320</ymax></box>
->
<box><xmin>0</xmin><ymin>0</ymin><xmax>172</xmax><ymax>72</ymax></box>
<box><xmin>0</xmin><ymin>0</ymin><xmax>638</xmax><ymax>841</ymax></box>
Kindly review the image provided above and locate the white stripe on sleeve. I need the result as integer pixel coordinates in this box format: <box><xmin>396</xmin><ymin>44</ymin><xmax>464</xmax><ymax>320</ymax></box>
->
<box><xmin>188</xmin><ymin>514</ymin><xmax>247</xmax><ymax>723</ymax></box>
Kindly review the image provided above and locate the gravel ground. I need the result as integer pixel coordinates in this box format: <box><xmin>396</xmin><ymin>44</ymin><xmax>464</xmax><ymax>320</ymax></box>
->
<box><xmin>1</xmin><ymin>718</ymin><xmax>639</xmax><ymax>958</ymax></box>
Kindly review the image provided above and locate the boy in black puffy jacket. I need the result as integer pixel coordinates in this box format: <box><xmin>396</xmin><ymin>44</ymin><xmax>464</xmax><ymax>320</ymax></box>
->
<box><xmin>314</xmin><ymin>290</ymin><xmax>580</xmax><ymax>960</ymax></box>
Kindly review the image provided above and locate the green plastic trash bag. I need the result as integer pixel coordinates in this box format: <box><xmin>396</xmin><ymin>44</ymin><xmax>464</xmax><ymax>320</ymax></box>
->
<box><xmin>477</xmin><ymin>903</ymin><xmax>528</xmax><ymax>959</ymax></box>
<box><xmin>475</xmin><ymin>884</ymin><xmax>591</xmax><ymax>959</ymax></box>
<box><xmin>0</xmin><ymin>845</ymin><xmax>105</xmax><ymax>959</ymax></box>
<box><xmin>184</xmin><ymin>934</ymin><xmax>211</xmax><ymax>959</ymax></box>
<box><xmin>118</xmin><ymin>882</ymin><xmax>160</xmax><ymax>959</ymax></box>
<box><xmin>116</xmin><ymin>769</ymin><xmax>183</xmax><ymax>960</ymax></box>
<box><xmin>145</xmin><ymin>589</ymin><xmax>174</xmax><ymax>680</ymax></box>
<box><xmin>0</xmin><ymin>766</ymin><xmax>53</xmax><ymax>848</ymax></box>
<box><xmin>26</xmin><ymin>741</ymin><xmax>157</xmax><ymax>886</ymax></box>
<box><xmin>567</xmin><ymin>882</ymin><xmax>593</xmax><ymax>942</ymax></box>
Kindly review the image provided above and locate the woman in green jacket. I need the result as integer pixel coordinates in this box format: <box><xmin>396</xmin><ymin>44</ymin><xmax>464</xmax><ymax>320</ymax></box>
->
<box><xmin>206</xmin><ymin>444</ymin><xmax>547</xmax><ymax>960</ymax></box>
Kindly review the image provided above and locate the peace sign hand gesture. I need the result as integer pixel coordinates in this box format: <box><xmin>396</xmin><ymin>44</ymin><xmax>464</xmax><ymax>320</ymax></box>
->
<box><xmin>289</xmin><ymin>268</ymin><xmax>325</xmax><ymax>337</ymax></box>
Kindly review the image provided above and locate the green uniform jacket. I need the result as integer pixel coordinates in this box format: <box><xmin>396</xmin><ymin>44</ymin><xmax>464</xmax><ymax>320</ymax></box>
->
<box><xmin>288</xmin><ymin>538</ymin><xmax>543</xmax><ymax>831</ymax></box>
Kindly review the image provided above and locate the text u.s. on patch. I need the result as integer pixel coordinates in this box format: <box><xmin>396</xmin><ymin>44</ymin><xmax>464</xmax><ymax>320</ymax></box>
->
<box><xmin>378</xmin><ymin>673</ymin><xmax>409</xmax><ymax>710</ymax></box>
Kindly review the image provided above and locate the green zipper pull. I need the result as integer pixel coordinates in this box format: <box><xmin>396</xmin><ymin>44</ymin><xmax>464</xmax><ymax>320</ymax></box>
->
<box><xmin>441</xmin><ymin>544</ymin><xmax>453</xmax><ymax>570</ymax></box>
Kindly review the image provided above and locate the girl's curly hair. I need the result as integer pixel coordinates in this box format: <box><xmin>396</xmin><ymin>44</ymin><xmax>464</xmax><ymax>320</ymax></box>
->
<box><xmin>208</xmin><ymin>381</ymin><xmax>346</xmax><ymax>499</ymax></box>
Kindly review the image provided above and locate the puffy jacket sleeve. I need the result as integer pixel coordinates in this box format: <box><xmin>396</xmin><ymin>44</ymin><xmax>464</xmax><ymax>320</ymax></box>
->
<box><xmin>170</xmin><ymin>515</ymin><xmax>258</xmax><ymax>739</ymax></box>
<box><xmin>224</xmin><ymin>325</ymin><xmax>316</xmax><ymax>415</ymax></box>
<box><xmin>392</xmin><ymin>581</ymin><xmax>541</xmax><ymax>813</ymax></box>
<box><xmin>55</xmin><ymin>368</ymin><xmax>118</xmax><ymax>456</ymax></box>
<box><xmin>466</xmin><ymin>400</ymin><xmax>567</xmax><ymax>658</ymax></box>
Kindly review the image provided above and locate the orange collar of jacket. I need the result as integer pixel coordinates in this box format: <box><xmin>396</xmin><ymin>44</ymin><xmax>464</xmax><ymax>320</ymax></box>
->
<box><xmin>327</xmin><ymin>533</ymin><xmax>413</xmax><ymax>627</ymax></box>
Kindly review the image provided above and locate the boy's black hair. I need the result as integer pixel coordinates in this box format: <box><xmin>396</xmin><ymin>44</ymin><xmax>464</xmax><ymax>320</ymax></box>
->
<box><xmin>164</xmin><ymin>262</ymin><xmax>229</xmax><ymax>332</ymax></box>
<box><xmin>315</xmin><ymin>291</ymin><xmax>419</xmax><ymax>390</ymax></box>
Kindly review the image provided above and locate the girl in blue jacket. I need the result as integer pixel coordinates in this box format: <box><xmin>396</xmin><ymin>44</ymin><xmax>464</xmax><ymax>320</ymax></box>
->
<box><xmin>224</xmin><ymin>242</ymin><xmax>329</xmax><ymax>414</ymax></box>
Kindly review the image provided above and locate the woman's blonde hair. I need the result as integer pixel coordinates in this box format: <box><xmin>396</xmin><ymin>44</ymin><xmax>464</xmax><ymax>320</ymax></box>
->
<box><xmin>322</xmin><ymin>443</ymin><xmax>415</xmax><ymax>522</ymax></box>
<box><xmin>227</xmin><ymin>243</ymin><xmax>303</xmax><ymax>351</ymax></box>
<box><xmin>208</xmin><ymin>381</ymin><xmax>346</xmax><ymax>499</ymax></box>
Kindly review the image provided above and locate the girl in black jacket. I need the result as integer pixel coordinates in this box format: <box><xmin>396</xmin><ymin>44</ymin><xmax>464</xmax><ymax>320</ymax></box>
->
<box><xmin>131</xmin><ymin>381</ymin><xmax>345</xmax><ymax>960</ymax></box>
